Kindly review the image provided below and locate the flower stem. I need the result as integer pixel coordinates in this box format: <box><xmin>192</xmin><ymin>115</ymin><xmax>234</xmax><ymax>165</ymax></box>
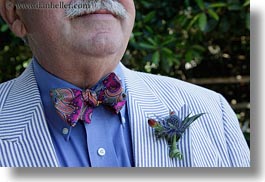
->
<box><xmin>169</xmin><ymin>134</ymin><xmax>183</xmax><ymax>159</ymax></box>
<box><xmin>169</xmin><ymin>134</ymin><xmax>177</xmax><ymax>158</ymax></box>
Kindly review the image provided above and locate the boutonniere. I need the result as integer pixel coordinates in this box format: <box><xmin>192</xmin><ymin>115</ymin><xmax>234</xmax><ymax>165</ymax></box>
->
<box><xmin>148</xmin><ymin>111</ymin><xmax>204</xmax><ymax>160</ymax></box>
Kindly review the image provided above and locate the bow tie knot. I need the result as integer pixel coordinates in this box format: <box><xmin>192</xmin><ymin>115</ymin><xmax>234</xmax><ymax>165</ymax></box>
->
<box><xmin>50</xmin><ymin>72</ymin><xmax>126</xmax><ymax>127</ymax></box>
<box><xmin>81</xmin><ymin>90</ymin><xmax>101</xmax><ymax>107</ymax></box>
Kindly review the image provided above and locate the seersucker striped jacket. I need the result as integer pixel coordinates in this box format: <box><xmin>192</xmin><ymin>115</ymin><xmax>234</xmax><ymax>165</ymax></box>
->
<box><xmin>0</xmin><ymin>61</ymin><xmax>250</xmax><ymax>167</ymax></box>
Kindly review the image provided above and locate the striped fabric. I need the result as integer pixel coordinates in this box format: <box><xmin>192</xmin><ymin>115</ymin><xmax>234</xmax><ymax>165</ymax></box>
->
<box><xmin>0</xmin><ymin>65</ymin><xmax>58</xmax><ymax>167</ymax></box>
<box><xmin>0</xmin><ymin>61</ymin><xmax>250</xmax><ymax>167</ymax></box>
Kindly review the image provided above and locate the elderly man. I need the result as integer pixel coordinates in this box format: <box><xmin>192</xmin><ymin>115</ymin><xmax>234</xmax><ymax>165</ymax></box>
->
<box><xmin>0</xmin><ymin>0</ymin><xmax>249</xmax><ymax>167</ymax></box>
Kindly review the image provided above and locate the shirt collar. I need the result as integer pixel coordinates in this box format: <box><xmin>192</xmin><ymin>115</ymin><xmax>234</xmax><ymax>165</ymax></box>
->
<box><xmin>32</xmin><ymin>57</ymin><xmax>127</xmax><ymax>141</ymax></box>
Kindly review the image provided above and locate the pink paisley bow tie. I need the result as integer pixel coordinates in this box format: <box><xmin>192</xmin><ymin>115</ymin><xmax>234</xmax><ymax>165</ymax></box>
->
<box><xmin>50</xmin><ymin>72</ymin><xmax>126</xmax><ymax>127</ymax></box>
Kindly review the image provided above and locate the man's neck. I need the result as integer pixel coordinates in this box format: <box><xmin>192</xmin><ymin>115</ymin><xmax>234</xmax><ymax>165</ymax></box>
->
<box><xmin>35</xmin><ymin>55</ymin><xmax>120</xmax><ymax>89</ymax></box>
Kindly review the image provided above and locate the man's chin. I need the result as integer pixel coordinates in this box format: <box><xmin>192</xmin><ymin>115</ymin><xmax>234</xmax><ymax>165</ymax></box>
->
<box><xmin>80</xmin><ymin>45</ymin><xmax>119</xmax><ymax>58</ymax></box>
<box><xmin>86</xmin><ymin>38</ymin><xmax>120</xmax><ymax>56</ymax></box>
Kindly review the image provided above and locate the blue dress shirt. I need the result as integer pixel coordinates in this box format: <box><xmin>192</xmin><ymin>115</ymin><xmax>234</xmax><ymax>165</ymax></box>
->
<box><xmin>33</xmin><ymin>59</ymin><xmax>134</xmax><ymax>167</ymax></box>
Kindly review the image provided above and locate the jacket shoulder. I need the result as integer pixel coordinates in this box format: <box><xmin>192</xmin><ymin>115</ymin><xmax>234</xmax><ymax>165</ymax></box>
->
<box><xmin>0</xmin><ymin>79</ymin><xmax>16</xmax><ymax>111</ymax></box>
<box><xmin>134</xmin><ymin>71</ymin><xmax>220</xmax><ymax>99</ymax></box>
<box><xmin>0</xmin><ymin>79</ymin><xmax>16</xmax><ymax>92</ymax></box>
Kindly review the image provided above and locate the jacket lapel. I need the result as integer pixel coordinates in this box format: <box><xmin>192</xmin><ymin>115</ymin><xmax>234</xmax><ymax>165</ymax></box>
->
<box><xmin>122</xmin><ymin>66</ymin><xmax>194</xmax><ymax>167</ymax></box>
<box><xmin>0</xmin><ymin>62</ymin><xmax>59</xmax><ymax>167</ymax></box>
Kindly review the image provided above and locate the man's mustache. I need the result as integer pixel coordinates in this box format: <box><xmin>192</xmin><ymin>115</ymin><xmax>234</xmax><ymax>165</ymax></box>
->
<box><xmin>65</xmin><ymin>0</ymin><xmax>128</xmax><ymax>19</ymax></box>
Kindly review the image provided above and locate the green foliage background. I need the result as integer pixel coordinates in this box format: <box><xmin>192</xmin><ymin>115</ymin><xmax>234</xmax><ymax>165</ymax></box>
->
<box><xmin>0</xmin><ymin>0</ymin><xmax>250</xmax><ymax>144</ymax></box>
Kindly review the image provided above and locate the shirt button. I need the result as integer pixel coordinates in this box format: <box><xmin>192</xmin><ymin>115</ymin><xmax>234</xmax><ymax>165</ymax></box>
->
<box><xmin>62</xmin><ymin>128</ymin><xmax>69</xmax><ymax>135</ymax></box>
<box><xmin>97</xmin><ymin>148</ymin><xmax>106</xmax><ymax>156</ymax></box>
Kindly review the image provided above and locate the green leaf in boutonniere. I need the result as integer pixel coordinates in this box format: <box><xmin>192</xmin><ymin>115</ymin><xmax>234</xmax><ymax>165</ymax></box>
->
<box><xmin>148</xmin><ymin>111</ymin><xmax>204</xmax><ymax>160</ymax></box>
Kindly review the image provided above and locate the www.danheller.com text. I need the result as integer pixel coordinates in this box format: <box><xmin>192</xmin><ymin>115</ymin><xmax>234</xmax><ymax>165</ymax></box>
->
<box><xmin>8</xmin><ymin>1</ymin><xmax>93</xmax><ymax>10</ymax></box>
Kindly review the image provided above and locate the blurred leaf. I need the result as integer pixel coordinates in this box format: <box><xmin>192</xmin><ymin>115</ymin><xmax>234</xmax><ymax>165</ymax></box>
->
<box><xmin>139</xmin><ymin>1</ymin><xmax>152</xmax><ymax>8</ymax></box>
<box><xmin>195</xmin><ymin>0</ymin><xmax>205</xmax><ymax>10</ymax></box>
<box><xmin>161</xmin><ymin>38</ymin><xmax>176</xmax><ymax>46</ymax></box>
<box><xmin>152</xmin><ymin>51</ymin><xmax>160</xmax><ymax>65</ymax></box>
<box><xmin>246</xmin><ymin>12</ymin><xmax>250</xmax><ymax>30</ymax></box>
<box><xmin>131</xmin><ymin>32</ymin><xmax>143</xmax><ymax>38</ymax></box>
<box><xmin>139</xmin><ymin>43</ymin><xmax>156</xmax><ymax>50</ymax></box>
<box><xmin>162</xmin><ymin>47</ymin><xmax>174</xmax><ymax>55</ymax></box>
<box><xmin>185</xmin><ymin>50</ymin><xmax>193</xmax><ymax>62</ymax></box>
<box><xmin>1</xmin><ymin>24</ymin><xmax>9</xmax><ymax>32</ymax></box>
<box><xmin>145</xmin><ymin>25</ymin><xmax>154</xmax><ymax>34</ymax></box>
<box><xmin>208</xmin><ymin>2</ymin><xmax>227</xmax><ymax>8</ymax></box>
<box><xmin>207</xmin><ymin>9</ymin><xmax>219</xmax><ymax>21</ymax></box>
<box><xmin>147</xmin><ymin>37</ymin><xmax>157</xmax><ymax>46</ymax></box>
<box><xmin>187</xmin><ymin>14</ymin><xmax>200</xmax><ymax>29</ymax></box>
<box><xmin>228</xmin><ymin>2</ymin><xmax>242</xmax><ymax>11</ymax></box>
<box><xmin>198</xmin><ymin>13</ymin><xmax>207</xmax><ymax>31</ymax></box>
<box><xmin>192</xmin><ymin>45</ymin><xmax>206</xmax><ymax>52</ymax></box>
<box><xmin>144</xmin><ymin>11</ymin><xmax>156</xmax><ymax>23</ymax></box>
<box><xmin>243</xmin><ymin>0</ymin><xmax>250</xmax><ymax>7</ymax></box>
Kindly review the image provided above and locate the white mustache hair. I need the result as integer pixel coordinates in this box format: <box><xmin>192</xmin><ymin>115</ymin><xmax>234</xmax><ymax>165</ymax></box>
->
<box><xmin>65</xmin><ymin>0</ymin><xmax>128</xmax><ymax>19</ymax></box>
